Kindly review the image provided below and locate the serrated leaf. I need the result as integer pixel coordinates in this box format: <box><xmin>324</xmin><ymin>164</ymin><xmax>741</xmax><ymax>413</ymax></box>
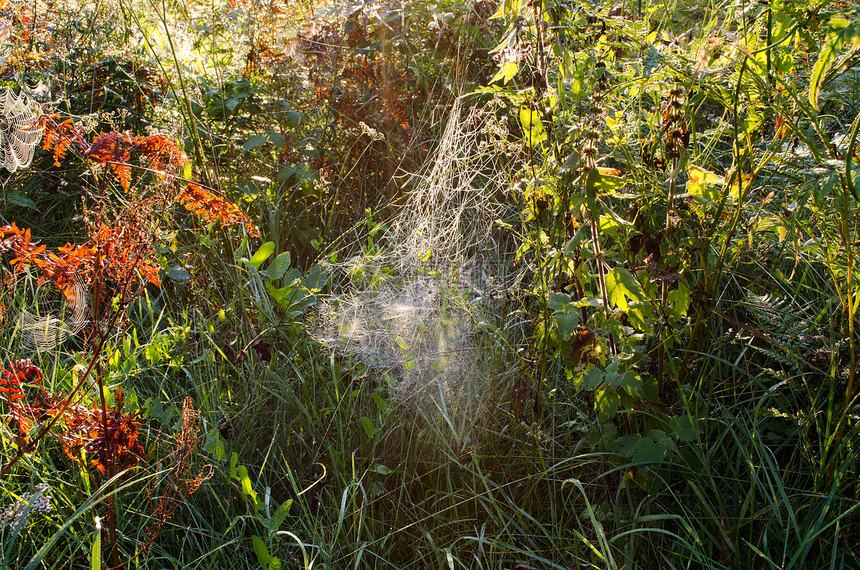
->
<box><xmin>554</xmin><ymin>309</ymin><xmax>579</xmax><ymax>340</ymax></box>
<box><xmin>605</xmin><ymin>267</ymin><xmax>645</xmax><ymax>312</ymax></box>
<box><xmin>581</xmin><ymin>367</ymin><xmax>604</xmax><ymax>390</ymax></box>
<box><xmin>667</xmin><ymin>282</ymin><xmax>691</xmax><ymax>321</ymax></box>
<box><xmin>548</xmin><ymin>292</ymin><xmax>571</xmax><ymax>311</ymax></box>
<box><xmin>519</xmin><ymin>106</ymin><xmax>547</xmax><ymax>147</ymax></box>
<box><xmin>491</xmin><ymin>60</ymin><xmax>519</xmax><ymax>84</ymax></box>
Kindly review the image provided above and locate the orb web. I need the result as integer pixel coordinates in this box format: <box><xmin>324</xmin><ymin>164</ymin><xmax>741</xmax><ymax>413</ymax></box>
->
<box><xmin>14</xmin><ymin>273</ymin><xmax>88</xmax><ymax>353</ymax></box>
<box><xmin>0</xmin><ymin>88</ymin><xmax>43</xmax><ymax>173</ymax></box>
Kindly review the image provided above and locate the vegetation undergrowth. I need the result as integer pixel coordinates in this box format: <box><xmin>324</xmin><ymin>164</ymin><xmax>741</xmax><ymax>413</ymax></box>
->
<box><xmin>0</xmin><ymin>0</ymin><xmax>859</xmax><ymax>568</ymax></box>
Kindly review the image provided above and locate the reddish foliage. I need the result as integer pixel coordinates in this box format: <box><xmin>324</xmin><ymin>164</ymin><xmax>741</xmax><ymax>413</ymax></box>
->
<box><xmin>0</xmin><ymin>359</ymin><xmax>43</xmax><ymax>402</ymax></box>
<box><xmin>1</xmin><ymin>220</ymin><xmax>162</xmax><ymax>299</ymax></box>
<box><xmin>0</xmin><ymin>360</ymin><xmax>145</xmax><ymax>475</ymax></box>
<box><xmin>61</xmin><ymin>389</ymin><xmax>145</xmax><ymax>475</ymax></box>
<box><xmin>178</xmin><ymin>183</ymin><xmax>260</xmax><ymax>238</ymax></box>
<box><xmin>39</xmin><ymin>115</ymin><xmax>89</xmax><ymax>167</ymax></box>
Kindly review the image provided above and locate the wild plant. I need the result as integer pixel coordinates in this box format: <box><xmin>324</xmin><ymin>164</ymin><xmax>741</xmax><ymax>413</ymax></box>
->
<box><xmin>0</xmin><ymin>86</ymin><xmax>253</xmax><ymax>565</ymax></box>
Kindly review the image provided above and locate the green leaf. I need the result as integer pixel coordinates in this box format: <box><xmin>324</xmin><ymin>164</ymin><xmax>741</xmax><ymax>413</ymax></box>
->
<box><xmin>548</xmin><ymin>292</ymin><xmax>571</xmax><ymax>311</ymax></box>
<box><xmin>267</xmin><ymin>130</ymin><xmax>284</xmax><ymax>148</ymax></box>
<box><xmin>247</xmin><ymin>242</ymin><xmax>275</xmax><ymax>268</ymax></box>
<box><xmin>809</xmin><ymin>20</ymin><xmax>858</xmax><ymax>110</ymax></box>
<box><xmin>252</xmin><ymin>535</ymin><xmax>272</xmax><ymax>567</ymax></box>
<box><xmin>167</xmin><ymin>266</ymin><xmax>191</xmax><ymax>281</ymax></box>
<box><xmin>686</xmin><ymin>165</ymin><xmax>723</xmax><ymax>203</ymax></box>
<box><xmin>605</xmin><ymin>267</ymin><xmax>645</xmax><ymax>312</ymax></box>
<box><xmin>595</xmin><ymin>389</ymin><xmax>620</xmax><ymax>421</ymax></box>
<box><xmin>238</xmin><ymin>465</ymin><xmax>260</xmax><ymax>512</ymax></box>
<box><xmin>286</xmin><ymin>110</ymin><xmax>302</xmax><ymax>128</ymax></box>
<box><xmin>491</xmin><ymin>60</ymin><xmax>519</xmax><ymax>84</ymax></box>
<box><xmin>91</xmin><ymin>518</ymin><xmax>102</xmax><ymax>570</ymax></box>
<box><xmin>243</xmin><ymin>134</ymin><xmax>269</xmax><ymax>152</ymax></box>
<box><xmin>372</xmin><ymin>392</ymin><xmax>389</xmax><ymax>412</ymax></box>
<box><xmin>667</xmin><ymin>282</ymin><xmax>691</xmax><ymax>321</ymax></box>
<box><xmin>554</xmin><ymin>309</ymin><xmax>579</xmax><ymax>340</ymax></box>
<box><xmin>266</xmin><ymin>499</ymin><xmax>293</xmax><ymax>532</ymax></box>
<box><xmin>519</xmin><ymin>106</ymin><xmax>547</xmax><ymax>147</ymax></box>
<box><xmin>260</xmin><ymin>252</ymin><xmax>291</xmax><ymax>280</ymax></box>
<box><xmin>581</xmin><ymin>367</ymin><xmax>604</xmax><ymax>390</ymax></box>
<box><xmin>596</xmin><ymin>174</ymin><xmax>627</xmax><ymax>194</ymax></box>
<box><xmin>204</xmin><ymin>429</ymin><xmax>227</xmax><ymax>462</ymax></box>
<box><xmin>4</xmin><ymin>190</ymin><xmax>37</xmax><ymax>210</ymax></box>
<box><xmin>276</xmin><ymin>164</ymin><xmax>298</xmax><ymax>181</ymax></box>
<box><xmin>360</xmin><ymin>416</ymin><xmax>379</xmax><ymax>439</ymax></box>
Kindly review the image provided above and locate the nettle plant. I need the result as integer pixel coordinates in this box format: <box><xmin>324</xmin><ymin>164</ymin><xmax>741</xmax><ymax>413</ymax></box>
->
<box><xmin>0</xmin><ymin>88</ymin><xmax>255</xmax><ymax>565</ymax></box>
<box><xmin>488</xmin><ymin>0</ymin><xmax>860</xmax><ymax>453</ymax></box>
<box><xmin>487</xmin><ymin>0</ymin><xmax>704</xmax><ymax>431</ymax></box>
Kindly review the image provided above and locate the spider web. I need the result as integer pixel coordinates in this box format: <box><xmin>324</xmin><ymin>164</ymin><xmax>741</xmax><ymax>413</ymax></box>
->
<box><xmin>13</xmin><ymin>273</ymin><xmax>88</xmax><ymax>353</ymax></box>
<box><xmin>315</xmin><ymin>98</ymin><xmax>522</xmax><ymax>407</ymax></box>
<box><xmin>0</xmin><ymin>88</ymin><xmax>43</xmax><ymax>173</ymax></box>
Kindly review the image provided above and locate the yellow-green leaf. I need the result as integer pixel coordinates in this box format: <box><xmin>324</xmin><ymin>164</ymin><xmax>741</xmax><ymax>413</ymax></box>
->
<box><xmin>519</xmin><ymin>106</ymin><xmax>547</xmax><ymax>147</ymax></box>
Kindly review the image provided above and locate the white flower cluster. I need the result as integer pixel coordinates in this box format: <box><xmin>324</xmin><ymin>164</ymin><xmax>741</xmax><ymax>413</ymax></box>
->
<box><xmin>0</xmin><ymin>483</ymin><xmax>53</xmax><ymax>530</ymax></box>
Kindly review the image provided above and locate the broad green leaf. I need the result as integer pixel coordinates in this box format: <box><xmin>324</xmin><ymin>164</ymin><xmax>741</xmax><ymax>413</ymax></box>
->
<box><xmin>248</xmin><ymin>242</ymin><xmax>275</xmax><ymax>268</ymax></box>
<box><xmin>360</xmin><ymin>416</ymin><xmax>379</xmax><ymax>439</ymax></box>
<box><xmin>372</xmin><ymin>392</ymin><xmax>389</xmax><ymax>412</ymax></box>
<box><xmin>252</xmin><ymin>535</ymin><xmax>273</xmax><ymax>567</ymax></box>
<box><xmin>243</xmin><ymin>134</ymin><xmax>268</xmax><ymax>152</ymax></box>
<box><xmin>260</xmin><ymin>252</ymin><xmax>291</xmax><ymax>280</ymax></box>
<box><xmin>519</xmin><ymin>106</ymin><xmax>547</xmax><ymax>147</ymax></box>
<box><xmin>204</xmin><ymin>429</ymin><xmax>227</xmax><ymax>462</ymax></box>
<box><xmin>276</xmin><ymin>164</ymin><xmax>298</xmax><ymax>181</ymax></box>
<box><xmin>286</xmin><ymin>110</ymin><xmax>302</xmax><ymax>127</ymax></box>
<box><xmin>595</xmin><ymin>389</ymin><xmax>620</xmax><ymax>421</ymax></box>
<box><xmin>686</xmin><ymin>165</ymin><xmax>723</xmax><ymax>203</ymax></box>
<box><xmin>605</xmin><ymin>267</ymin><xmax>645</xmax><ymax>312</ymax></box>
<box><xmin>167</xmin><ymin>266</ymin><xmax>191</xmax><ymax>281</ymax></box>
<box><xmin>548</xmin><ymin>292</ymin><xmax>572</xmax><ymax>311</ymax></box>
<box><xmin>5</xmin><ymin>190</ymin><xmax>37</xmax><ymax>210</ymax></box>
<box><xmin>267</xmin><ymin>131</ymin><xmax>284</xmax><ymax>148</ymax></box>
<box><xmin>554</xmin><ymin>309</ymin><xmax>579</xmax><ymax>340</ymax></box>
<box><xmin>582</xmin><ymin>367</ymin><xmax>604</xmax><ymax>390</ymax></box>
<box><xmin>596</xmin><ymin>173</ymin><xmax>627</xmax><ymax>194</ymax></box>
<box><xmin>667</xmin><ymin>282</ymin><xmax>691</xmax><ymax>321</ymax></box>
